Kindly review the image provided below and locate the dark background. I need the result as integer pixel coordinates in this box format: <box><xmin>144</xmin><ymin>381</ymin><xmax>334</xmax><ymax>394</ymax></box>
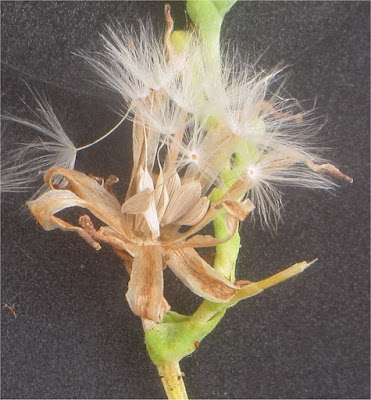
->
<box><xmin>1</xmin><ymin>1</ymin><xmax>369</xmax><ymax>399</ymax></box>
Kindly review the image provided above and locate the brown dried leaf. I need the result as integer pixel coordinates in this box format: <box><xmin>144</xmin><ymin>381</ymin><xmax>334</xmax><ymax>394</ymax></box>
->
<box><xmin>165</xmin><ymin>248</ymin><xmax>237</xmax><ymax>302</ymax></box>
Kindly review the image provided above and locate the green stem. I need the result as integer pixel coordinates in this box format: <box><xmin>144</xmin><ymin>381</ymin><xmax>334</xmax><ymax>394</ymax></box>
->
<box><xmin>189</xmin><ymin>300</ymin><xmax>226</xmax><ymax>324</ymax></box>
<box><xmin>158</xmin><ymin>362</ymin><xmax>188</xmax><ymax>400</ymax></box>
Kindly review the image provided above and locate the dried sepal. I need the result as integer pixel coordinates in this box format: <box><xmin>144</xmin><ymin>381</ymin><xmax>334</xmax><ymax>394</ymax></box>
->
<box><xmin>222</xmin><ymin>199</ymin><xmax>255</xmax><ymax>221</ymax></box>
<box><xmin>154</xmin><ymin>169</ymin><xmax>170</xmax><ymax>222</ymax></box>
<box><xmin>175</xmin><ymin>196</ymin><xmax>209</xmax><ymax>226</ymax></box>
<box><xmin>164</xmin><ymin>178</ymin><xmax>251</xmax><ymax>244</ymax></box>
<box><xmin>126</xmin><ymin>245</ymin><xmax>166</xmax><ymax>322</ymax></box>
<box><xmin>121</xmin><ymin>189</ymin><xmax>154</xmax><ymax>214</ymax></box>
<box><xmin>161</xmin><ymin>181</ymin><xmax>202</xmax><ymax>226</ymax></box>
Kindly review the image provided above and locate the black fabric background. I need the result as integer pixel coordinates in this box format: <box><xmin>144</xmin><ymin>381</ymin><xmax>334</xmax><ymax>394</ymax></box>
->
<box><xmin>1</xmin><ymin>1</ymin><xmax>369</xmax><ymax>399</ymax></box>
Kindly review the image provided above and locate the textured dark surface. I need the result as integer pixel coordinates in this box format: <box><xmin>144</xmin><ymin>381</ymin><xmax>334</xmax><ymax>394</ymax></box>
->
<box><xmin>1</xmin><ymin>1</ymin><xmax>369</xmax><ymax>399</ymax></box>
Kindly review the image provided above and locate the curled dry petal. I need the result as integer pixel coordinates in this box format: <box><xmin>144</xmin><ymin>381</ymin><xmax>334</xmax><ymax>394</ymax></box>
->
<box><xmin>43</xmin><ymin>167</ymin><xmax>129</xmax><ymax>237</ymax></box>
<box><xmin>27</xmin><ymin>189</ymin><xmax>85</xmax><ymax>230</ymax></box>
<box><xmin>125</xmin><ymin>245</ymin><xmax>166</xmax><ymax>322</ymax></box>
<box><xmin>27</xmin><ymin>190</ymin><xmax>102</xmax><ymax>249</ymax></box>
<box><xmin>165</xmin><ymin>248</ymin><xmax>237</xmax><ymax>302</ymax></box>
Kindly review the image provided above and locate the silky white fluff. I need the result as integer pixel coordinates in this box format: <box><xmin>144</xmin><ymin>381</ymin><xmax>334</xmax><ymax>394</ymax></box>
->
<box><xmin>1</xmin><ymin>93</ymin><xmax>76</xmax><ymax>192</ymax></box>
<box><xmin>243</xmin><ymin>148</ymin><xmax>335</xmax><ymax>227</ymax></box>
<box><xmin>82</xmin><ymin>20</ymin><xmax>194</xmax><ymax>104</ymax></box>
<box><xmin>2</xmin><ymin>17</ymin><xmax>346</xmax><ymax>228</ymax></box>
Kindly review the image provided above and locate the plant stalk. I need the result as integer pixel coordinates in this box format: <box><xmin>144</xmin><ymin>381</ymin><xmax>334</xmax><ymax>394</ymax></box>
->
<box><xmin>158</xmin><ymin>362</ymin><xmax>188</xmax><ymax>400</ymax></box>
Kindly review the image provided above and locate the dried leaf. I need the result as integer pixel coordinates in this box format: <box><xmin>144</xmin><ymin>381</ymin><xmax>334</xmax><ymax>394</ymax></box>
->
<box><xmin>166</xmin><ymin>248</ymin><xmax>237</xmax><ymax>302</ymax></box>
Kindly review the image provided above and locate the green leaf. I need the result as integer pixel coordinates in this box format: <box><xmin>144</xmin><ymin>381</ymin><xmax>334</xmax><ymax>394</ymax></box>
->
<box><xmin>145</xmin><ymin>311</ymin><xmax>225</xmax><ymax>366</ymax></box>
<box><xmin>227</xmin><ymin>260</ymin><xmax>318</xmax><ymax>307</ymax></box>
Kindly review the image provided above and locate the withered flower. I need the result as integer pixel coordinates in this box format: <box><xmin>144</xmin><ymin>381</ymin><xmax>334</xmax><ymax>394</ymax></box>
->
<box><xmin>22</xmin><ymin>2</ymin><xmax>350</xmax><ymax>326</ymax></box>
<box><xmin>3</xmin><ymin>2</ymin><xmax>353</xmax><ymax>398</ymax></box>
<box><xmin>27</xmin><ymin>123</ymin><xmax>255</xmax><ymax>322</ymax></box>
